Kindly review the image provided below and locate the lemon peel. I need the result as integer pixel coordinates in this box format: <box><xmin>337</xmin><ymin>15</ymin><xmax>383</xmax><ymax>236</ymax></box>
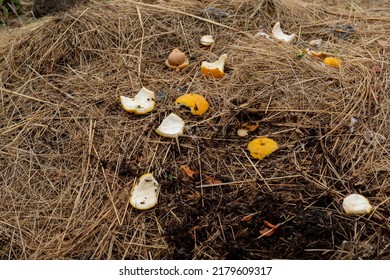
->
<box><xmin>175</xmin><ymin>93</ymin><xmax>209</xmax><ymax>116</ymax></box>
<box><xmin>156</xmin><ymin>113</ymin><xmax>185</xmax><ymax>138</ymax></box>
<box><xmin>130</xmin><ymin>173</ymin><xmax>159</xmax><ymax>210</ymax></box>
<box><xmin>272</xmin><ymin>22</ymin><xmax>296</xmax><ymax>43</ymax></box>
<box><xmin>323</xmin><ymin>57</ymin><xmax>342</xmax><ymax>68</ymax></box>
<box><xmin>247</xmin><ymin>137</ymin><xmax>279</xmax><ymax>160</ymax></box>
<box><xmin>342</xmin><ymin>194</ymin><xmax>373</xmax><ymax>215</ymax></box>
<box><xmin>120</xmin><ymin>87</ymin><xmax>156</xmax><ymax>115</ymax></box>
<box><xmin>201</xmin><ymin>54</ymin><xmax>227</xmax><ymax>78</ymax></box>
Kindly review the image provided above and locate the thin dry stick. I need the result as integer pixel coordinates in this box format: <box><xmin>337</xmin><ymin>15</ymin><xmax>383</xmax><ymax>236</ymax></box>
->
<box><xmin>136</xmin><ymin>6</ymin><xmax>145</xmax><ymax>79</ymax></box>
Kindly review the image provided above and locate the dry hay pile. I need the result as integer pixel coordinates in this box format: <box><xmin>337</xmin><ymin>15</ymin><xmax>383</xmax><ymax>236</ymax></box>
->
<box><xmin>0</xmin><ymin>0</ymin><xmax>389</xmax><ymax>259</ymax></box>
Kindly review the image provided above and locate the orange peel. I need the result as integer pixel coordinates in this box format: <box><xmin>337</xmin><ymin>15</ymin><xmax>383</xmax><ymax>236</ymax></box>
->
<box><xmin>130</xmin><ymin>173</ymin><xmax>159</xmax><ymax>210</ymax></box>
<box><xmin>342</xmin><ymin>194</ymin><xmax>373</xmax><ymax>215</ymax></box>
<box><xmin>175</xmin><ymin>93</ymin><xmax>209</xmax><ymax>116</ymax></box>
<box><xmin>323</xmin><ymin>57</ymin><xmax>342</xmax><ymax>68</ymax></box>
<box><xmin>272</xmin><ymin>22</ymin><xmax>296</xmax><ymax>43</ymax></box>
<box><xmin>201</xmin><ymin>54</ymin><xmax>227</xmax><ymax>78</ymax></box>
<box><xmin>120</xmin><ymin>87</ymin><xmax>155</xmax><ymax>115</ymax></box>
<box><xmin>156</xmin><ymin>113</ymin><xmax>185</xmax><ymax>138</ymax></box>
<box><xmin>247</xmin><ymin>137</ymin><xmax>279</xmax><ymax>160</ymax></box>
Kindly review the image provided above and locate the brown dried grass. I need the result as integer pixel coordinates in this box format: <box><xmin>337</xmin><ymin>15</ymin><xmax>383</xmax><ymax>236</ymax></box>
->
<box><xmin>0</xmin><ymin>0</ymin><xmax>389</xmax><ymax>259</ymax></box>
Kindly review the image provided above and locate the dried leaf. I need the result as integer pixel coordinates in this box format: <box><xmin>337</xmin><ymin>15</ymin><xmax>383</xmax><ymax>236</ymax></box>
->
<box><xmin>242</xmin><ymin>123</ymin><xmax>259</xmax><ymax>132</ymax></box>
<box><xmin>205</xmin><ymin>175</ymin><xmax>222</xmax><ymax>185</ymax></box>
<box><xmin>259</xmin><ymin>220</ymin><xmax>280</xmax><ymax>237</ymax></box>
<box><xmin>241</xmin><ymin>214</ymin><xmax>255</xmax><ymax>221</ymax></box>
<box><xmin>263</xmin><ymin>220</ymin><xmax>280</xmax><ymax>229</ymax></box>
<box><xmin>259</xmin><ymin>227</ymin><xmax>276</xmax><ymax>237</ymax></box>
<box><xmin>181</xmin><ymin>165</ymin><xmax>199</xmax><ymax>179</ymax></box>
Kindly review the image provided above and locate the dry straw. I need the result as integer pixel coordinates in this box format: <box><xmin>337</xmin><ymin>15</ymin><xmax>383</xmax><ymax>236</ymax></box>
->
<box><xmin>0</xmin><ymin>0</ymin><xmax>389</xmax><ymax>259</ymax></box>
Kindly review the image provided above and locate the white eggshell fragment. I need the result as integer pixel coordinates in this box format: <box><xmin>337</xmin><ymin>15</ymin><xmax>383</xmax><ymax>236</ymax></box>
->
<box><xmin>272</xmin><ymin>22</ymin><xmax>296</xmax><ymax>43</ymax></box>
<box><xmin>130</xmin><ymin>173</ymin><xmax>159</xmax><ymax>210</ymax></box>
<box><xmin>342</xmin><ymin>194</ymin><xmax>373</xmax><ymax>215</ymax></box>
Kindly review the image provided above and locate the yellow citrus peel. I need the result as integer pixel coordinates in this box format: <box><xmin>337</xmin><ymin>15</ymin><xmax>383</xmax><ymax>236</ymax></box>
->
<box><xmin>175</xmin><ymin>93</ymin><xmax>209</xmax><ymax>116</ymax></box>
<box><xmin>323</xmin><ymin>57</ymin><xmax>342</xmax><ymax>68</ymax></box>
<box><xmin>247</xmin><ymin>137</ymin><xmax>279</xmax><ymax>160</ymax></box>
<box><xmin>201</xmin><ymin>54</ymin><xmax>227</xmax><ymax>78</ymax></box>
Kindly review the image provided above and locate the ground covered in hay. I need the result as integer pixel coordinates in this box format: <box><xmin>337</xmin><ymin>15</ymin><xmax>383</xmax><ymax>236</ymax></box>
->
<box><xmin>1</xmin><ymin>0</ymin><xmax>389</xmax><ymax>260</ymax></box>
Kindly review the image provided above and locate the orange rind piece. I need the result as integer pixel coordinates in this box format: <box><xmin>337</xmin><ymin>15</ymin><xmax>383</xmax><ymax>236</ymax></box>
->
<box><xmin>120</xmin><ymin>87</ymin><xmax>156</xmax><ymax>115</ymax></box>
<box><xmin>272</xmin><ymin>22</ymin><xmax>296</xmax><ymax>43</ymax></box>
<box><xmin>323</xmin><ymin>57</ymin><xmax>342</xmax><ymax>68</ymax></box>
<box><xmin>201</xmin><ymin>54</ymin><xmax>227</xmax><ymax>78</ymax></box>
<box><xmin>175</xmin><ymin>93</ymin><xmax>209</xmax><ymax>116</ymax></box>
<box><xmin>155</xmin><ymin>113</ymin><xmax>185</xmax><ymax>138</ymax></box>
<box><xmin>247</xmin><ymin>137</ymin><xmax>279</xmax><ymax>160</ymax></box>
<box><xmin>342</xmin><ymin>194</ymin><xmax>373</xmax><ymax>215</ymax></box>
<box><xmin>130</xmin><ymin>173</ymin><xmax>159</xmax><ymax>210</ymax></box>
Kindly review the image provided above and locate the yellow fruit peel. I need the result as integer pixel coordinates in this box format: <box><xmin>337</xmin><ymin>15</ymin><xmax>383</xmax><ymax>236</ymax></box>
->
<box><xmin>247</xmin><ymin>137</ymin><xmax>279</xmax><ymax>160</ymax></box>
<box><xmin>175</xmin><ymin>93</ymin><xmax>209</xmax><ymax>116</ymax></box>
<box><xmin>201</xmin><ymin>54</ymin><xmax>227</xmax><ymax>78</ymax></box>
<box><xmin>120</xmin><ymin>87</ymin><xmax>156</xmax><ymax>115</ymax></box>
<box><xmin>156</xmin><ymin>113</ymin><xmax>185</xmax><ymax>138</ymax></box>
<box><xmin>130</xmin><ymin>173</ymin><xmax>159</xmax><ymax>210</ymax></box>
<box><xmin>323</xmin><ymin>57</ymin><xmax>342</xmax><ymax>68</ymax></box>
